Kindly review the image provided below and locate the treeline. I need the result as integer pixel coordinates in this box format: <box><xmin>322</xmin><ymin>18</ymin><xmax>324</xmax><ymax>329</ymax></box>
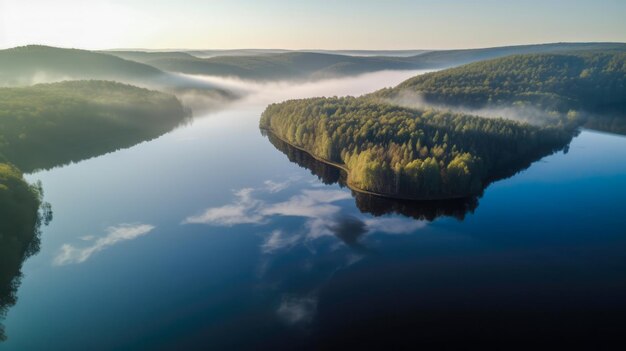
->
<box><xmin>374</xmin><ymin>51</ymin><xmax>626</xmax><ymax>114</ymax></box>
<box><xmin>0</xmin><ymin>80</ymin><xmax>189</xmax><ymax>172</ymax></box>
<box><xmin>260</xmin><ymin>97</ymin><xmax>574</xmax><ymax>198</ymax></box>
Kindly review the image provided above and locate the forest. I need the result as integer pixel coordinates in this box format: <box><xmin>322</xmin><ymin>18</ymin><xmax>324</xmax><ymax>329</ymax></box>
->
<box><xmin>0</xmin><ymin>80</ymin><xmax>189</xmax><ymax>172</ymax></box>
<box><xmin>260</xmin><ymin>97</ymin><xmax>575</xmax><ymax>199</ymax></box>
<box><xmin>374</xmin><ymin>51</ymin><xmax>626</xmax><ymax>114</ymax></box>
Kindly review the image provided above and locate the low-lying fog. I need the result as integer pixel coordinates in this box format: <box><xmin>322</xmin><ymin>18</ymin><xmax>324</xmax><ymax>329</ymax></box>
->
<box><xmin>181</xmin><ymin>70</ymin><xmax>434</xmax><ymax>106</ymax></box>
<box><xmin>181</xmin><ymin>69</ymin><xmax>567</xmax><ymax>126</ymax></box>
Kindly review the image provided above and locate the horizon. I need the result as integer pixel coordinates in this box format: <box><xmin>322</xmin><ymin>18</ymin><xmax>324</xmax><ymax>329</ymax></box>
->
<box><xmin>4</xmin><ymin>40</ymin><xmax>626</xmax><ymax>52</ymax></box>
<box><xmin>1</xmin><ymin>0</ymin><xmax>625</xmax><ymax>50</ymax></box>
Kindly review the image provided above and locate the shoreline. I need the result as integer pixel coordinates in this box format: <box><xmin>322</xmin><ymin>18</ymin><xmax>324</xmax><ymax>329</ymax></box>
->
<box><xmin>262</xmin><ymin>128</ymin><xmax>472</xmax><ymax>202</ymax></box>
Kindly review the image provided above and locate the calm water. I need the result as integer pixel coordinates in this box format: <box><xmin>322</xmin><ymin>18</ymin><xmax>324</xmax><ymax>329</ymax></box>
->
<box><xmin>4</xmin><ymin>71</ymin><xmax>626</xmax><ymax>349</ymax></box>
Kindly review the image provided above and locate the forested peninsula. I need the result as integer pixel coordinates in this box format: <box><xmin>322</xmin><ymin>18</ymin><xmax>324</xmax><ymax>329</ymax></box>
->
<box><xmin>261</xmin><ymin>98</ymin><xmax>573</xmax><ymax>199</ymax></box>
<box><xmin>260</xmin><ymin>51</ymin><xmax>626</xmax><ymax>200</ymax></box>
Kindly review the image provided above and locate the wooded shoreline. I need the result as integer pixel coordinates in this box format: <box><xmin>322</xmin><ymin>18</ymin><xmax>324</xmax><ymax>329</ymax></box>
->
<box><xmin>262</xmin><ymin>128</ymin><xmax>472</xmax><ymax>201</ymax></box>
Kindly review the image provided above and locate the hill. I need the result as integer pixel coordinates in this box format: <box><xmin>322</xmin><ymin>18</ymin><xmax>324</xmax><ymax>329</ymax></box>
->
<box><xmin>374</xmin><ymin>51</ymin><xmax>626</xmax><ymax>115</ymax></box>
<box><xmin>106</xmin><ymin>43</ymin><xmax>626</xmax><ymax>81</ymax></box>
<box><xmin>406</xmin><ymin>42</ymin><xmax>626</xmax><ymax>69</ymax></box>
<box><xmin>107</xmin><ymin>51</ymin><xmax>418</xmax><ymax>81</ymax></box>
<box><xmin>0</xmin><ymin>45</ymin><xmax>233</xmax><ymax>109</ymax></box>
<box><xmin>0</xmin><ymin>80</ymin><xmax>189</xmax><ymax>172</ymax></box>
<box><xmin>0</xmin><ymin>45</ymin><xmax>165</xmax><ymax>86</ymax></box>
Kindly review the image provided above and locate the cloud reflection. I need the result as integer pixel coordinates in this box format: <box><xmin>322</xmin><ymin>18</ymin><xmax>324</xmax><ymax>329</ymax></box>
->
<box><xmin>277</xmin><ymin>295</ymin><xmax>318</xmax><ymax>326</ymax></box>
<box><xmin>183</xmin><ymin>188</ymin><xmax>265</xmax><ymax>226</ymax></box>
<box><xmin>262</xmin><ymin>230</ymin><xmax>301</xmax><ymax>254</ymax></box>
<box><xmin>184</xmin><ymin>180</ymin><xmax>426</xmax><ymax>250</ymax></box>
<box><xmin>186</xmin><ymin>179</ymin><xmax>429</xmax><ymax>329</ymax></box>
<box><xmin>54</xmin><ymin>223</ymin><xmax>155</xmax><ymax>265</ymax></box>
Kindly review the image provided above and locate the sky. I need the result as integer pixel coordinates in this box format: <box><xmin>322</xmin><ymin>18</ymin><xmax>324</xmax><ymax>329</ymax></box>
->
<box><xmin>1</xmin><ymin>0</ymin><xmax>625</xmax><ymax>50</ymax></box>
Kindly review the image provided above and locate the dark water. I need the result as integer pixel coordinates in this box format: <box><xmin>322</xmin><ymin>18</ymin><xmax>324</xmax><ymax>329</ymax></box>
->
<box><xmin>3</xmin><ymin>71</ymin><xmax>626</xmax><ymax>349</ymax></box>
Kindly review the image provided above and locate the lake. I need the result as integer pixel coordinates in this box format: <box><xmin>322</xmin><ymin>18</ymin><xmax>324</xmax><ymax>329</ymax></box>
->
<box><xmin>3</xmin><ymin>71</ymin><xmax>626</xmax><ymax>349</ymax></box>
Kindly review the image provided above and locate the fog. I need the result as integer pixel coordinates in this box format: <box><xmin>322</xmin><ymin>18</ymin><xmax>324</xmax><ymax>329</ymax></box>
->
<box><xmin>385</xmin><ymin>89</ymin><xmax>568</xmax><ymax>125</ymax></box>
<box><xmin>181</xmin><ymin>69</ymin><xmax>434</xmax><ymax>106</ymax></box>
<box><xmin>181</xmin><ymin>69</ymin><xmax>566</xmax><ymax>126</ymax></box>
<box><xmin>12</xmin><ymin>66</ymin><xmax>571</xmax><ymax>126</ymax></box>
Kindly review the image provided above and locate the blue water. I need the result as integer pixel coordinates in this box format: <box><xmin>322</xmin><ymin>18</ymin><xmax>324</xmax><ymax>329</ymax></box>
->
<box><xmin>3</xmin><ymin>72</ymin><xmax>626</xmax><ymax>349</ymax></box>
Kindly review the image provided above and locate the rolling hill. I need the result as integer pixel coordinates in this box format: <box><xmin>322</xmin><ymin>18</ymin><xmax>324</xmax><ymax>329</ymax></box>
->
<box><xmin>373</xmin><ymin>51</ymin><xmax>626</xmax><ymax>114</ymax></box>
<box><xmin>0</xmin><ymin>80</ymin><xmax>189</xmax><ymax>172</ymax></box>
<box><xmin>105</xmin><ymin>42</ymin><xmax>626</xmax><ymax>81</ymax></box>
<box><xmin>0</xmin><ymin>45</ymin><xmax>165</xmax><ymax>86</ymax></box>
<box><xmin>0</xmin><ymin>45</ymin><xmax>233</xmax><ymax>108</ymax></box>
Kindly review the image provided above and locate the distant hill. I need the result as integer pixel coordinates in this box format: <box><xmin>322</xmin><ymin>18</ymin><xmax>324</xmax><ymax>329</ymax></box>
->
<box><xmin>105</xmin><ymin>51</ymin><xmax>418</xmax><ymax>81</ymax></box>
<box><xmin>181</xmin><ymin>49</ymin><xmax>429</xmax><ymax>58</ymax></box>
<box><xmin>374</xmin><ymin>51</ymin><xmax>626</xmax><ymax>115</ymax></box>
<box><xmin>106</xmin><ymin>42</ymin><xmax>626</xmax><ymax>81</ymax></box>
<box><xmin>405</xmin><ymin>42</ymin><xmax>626</xmax><ymax>69</ymax></box>
<box><xmin>0</xmin><ymin>45</ymin><xmax>233</xmax><ymax>108</ymax></box>
<box><xmin>0</xmin><ymin>45</ymin><xmax>165</xmax><ymax>86</ymax></box>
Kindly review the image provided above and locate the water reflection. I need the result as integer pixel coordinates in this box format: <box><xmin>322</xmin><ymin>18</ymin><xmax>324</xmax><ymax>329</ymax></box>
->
<box><xmin>263</xmin><ymin>131</ymin><xmax>480</xmax><ymax>221</ymax></box>
<box><xmin>53</xmin><ymin>223</ymin><xmax>155</xmax><ymax>266</ymax></box>
<box><xmin>184</xmin><ymin>166</ymin><xmax>428</xmax><ymax>332</ymax></box>
<box><xmin>184</xmin><ymin>181</ymin><xmax>425</xmax><ymax>242</ymax></box>
<box><xmin>0</xmin><ymin>175</ymin><xmax>51</xmax><ymax>341</ymax></box>
<box><xmin>584</xmin><ymin>113</ymin><xmax>626</xmax><ymax>136</ymax></box>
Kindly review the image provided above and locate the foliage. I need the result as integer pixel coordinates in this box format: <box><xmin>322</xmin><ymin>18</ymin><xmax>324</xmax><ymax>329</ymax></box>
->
<box><xmin>375</xmin><ymin>51</ymin><xmax>626</xmax><ymax>113</ymax></box>
<box><xmin>0</xmin><ymin>80</ymin><xmax>188</xmax><ymax>172</ymax></box>
<box><xmin>261</xmin><ymin>97</ymin><xmax>574</xmax><ymax>198</ymax></box>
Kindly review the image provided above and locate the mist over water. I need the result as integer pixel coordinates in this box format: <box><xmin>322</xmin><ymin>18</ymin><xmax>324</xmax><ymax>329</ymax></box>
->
<box><xmin>384</xmin><ymin>90</ymin><xmax>571</xmax><ymax>125</ymax></box>
<box><xmin>183</xmin><ymin>70</ymin><xmax>433</xmax><ymax>106</ymax></box>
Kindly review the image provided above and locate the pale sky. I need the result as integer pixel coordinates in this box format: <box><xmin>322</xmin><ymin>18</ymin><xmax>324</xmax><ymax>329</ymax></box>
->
<box><xmin>1</xmin><ymin>0</ymin><xmax>625</xmax><ymax>50</ymax></box>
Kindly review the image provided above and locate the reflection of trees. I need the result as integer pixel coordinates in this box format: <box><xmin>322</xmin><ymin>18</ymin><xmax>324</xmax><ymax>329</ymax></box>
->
<box><xmin>584</xmin><ymin>114</ymin><xmax>626</xmax><ymax>136</ymax></box>
<box><xmin>264</xmin><ymin>128</ymin><xmax>576</xmax><ymax>221</ymax></box>
<box><xmin>264</xmin><ymin>131</ymin><xmax>478</xmax><ymax>221</ymax></box>
<box><xmin>0</xmin><ymin>164</ymin><xmax>52</xmax><ymax>341</ymax></box>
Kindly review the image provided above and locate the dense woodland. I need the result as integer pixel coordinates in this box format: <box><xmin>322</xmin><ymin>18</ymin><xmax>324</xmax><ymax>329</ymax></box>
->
<box><xmin>261</xmin><ymin>97</ymin><xmax>574</xmax><ymax>198</ymax></box>
<box><xmin>374</xmin><ymin>51</ymin><xmax>626</xmax><ymax>114</ymax></box>
<box><xmin>0</xmin><ymin>80</ymin><xmax>188</xmax><ymax>172</ymax></box>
